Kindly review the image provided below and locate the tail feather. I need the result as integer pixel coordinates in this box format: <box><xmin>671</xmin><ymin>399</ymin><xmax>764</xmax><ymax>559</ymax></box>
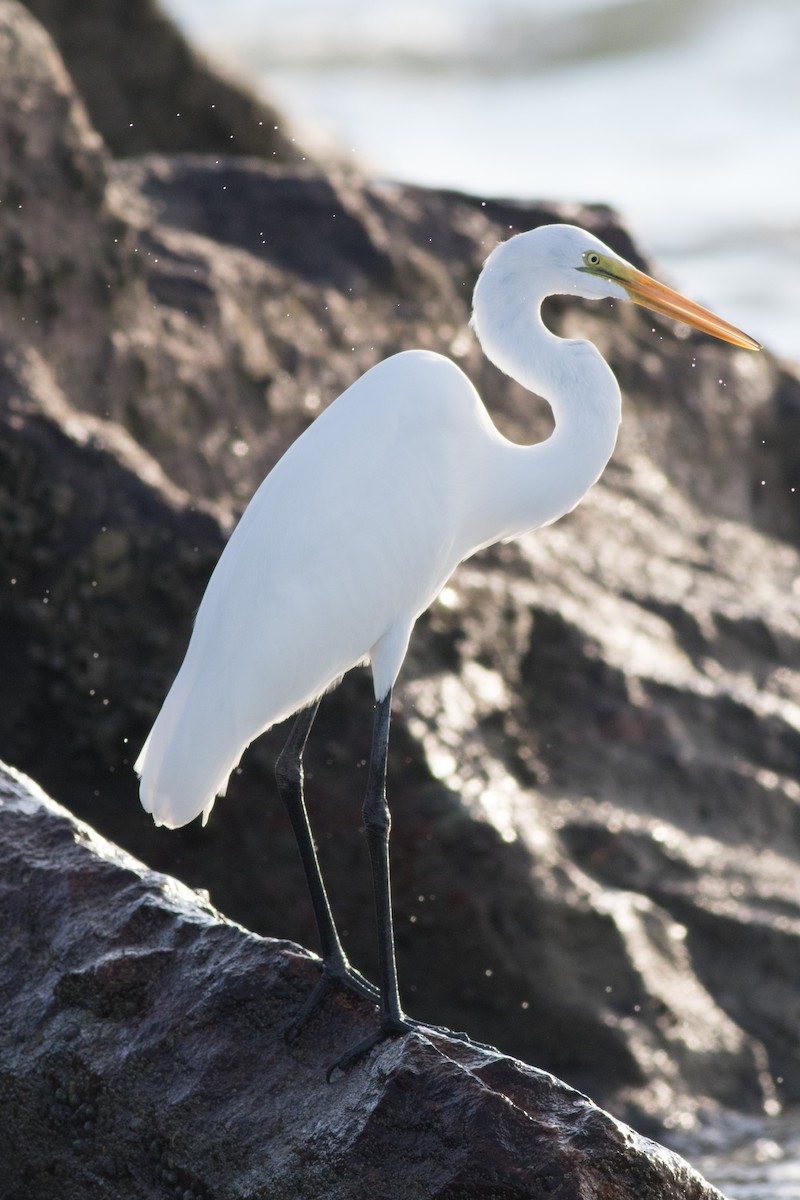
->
<box><xmin>135</xmin><ymin>538</ymin><xmax>379</xmax><ymax>827</ymax></box>
<box><xmin>135</xmin><ymin>646</ymin><xmax>328</xmax><ymax>829</ymax></box>
<box><xmin>135</xmin><ymin>663</ymin><xmax>246</xmax><ymax>829</ymax></box>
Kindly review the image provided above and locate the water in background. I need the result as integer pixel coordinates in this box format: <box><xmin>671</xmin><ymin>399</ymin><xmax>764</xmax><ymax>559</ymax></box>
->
<box><xmin>158</xmin><ymin>2</ymin><xmax>798</xmax><ymax>1194</ymax></box>
<box><xmin>162</xmin><ymin>0</ymin><xmax>798</xmax><ymax>362</ymax></box>
<box><xmin>680</xmin><ymin>1113</ymin><xmax>800</xmax><ymax>1199</ymax></box>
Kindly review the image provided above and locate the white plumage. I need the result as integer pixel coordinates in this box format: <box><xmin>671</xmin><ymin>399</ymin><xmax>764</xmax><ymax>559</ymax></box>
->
<box><xmin>138</xmin><ymin>350</ymin><xmax>489</xmax><ymax>826</ymax></box>
<box><xmin>136</xmin><ymin>224</ymin><xmax>758</xmax><ymax>833</ymax></box>
<box><xmin>135</xmin><ymin>221</ymin><xmax>759</xmax><ymax>1073</ymax></box>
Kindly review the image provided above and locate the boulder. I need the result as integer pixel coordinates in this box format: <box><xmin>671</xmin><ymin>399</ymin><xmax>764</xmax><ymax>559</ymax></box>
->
<box><xmin>0</xmin><ymin>763</ymin><xmax>726</xmax><ymax>1200</ymax></box>
<box><xmin>1</xmin><ymin>0</ymin><xmax>799</xmax><ymax>1138</ymax></box>
<box><xmin>20</xmin><ymin>0</ymin><xmax>311</xmax><ymax>161</ymax></box>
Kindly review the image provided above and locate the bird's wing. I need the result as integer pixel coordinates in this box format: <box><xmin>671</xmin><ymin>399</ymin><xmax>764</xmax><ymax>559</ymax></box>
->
<box><xmin>138</xmin><ymin>350</ymin><xmax>484</xmax><ymax>827</ymax></box>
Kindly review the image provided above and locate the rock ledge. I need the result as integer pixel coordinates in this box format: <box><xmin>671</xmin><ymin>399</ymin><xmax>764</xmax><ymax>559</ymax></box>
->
<box><xmin>0</xmin><ymin>763</ymin><xmax>724</xmax><ymax>1199</ymax></box>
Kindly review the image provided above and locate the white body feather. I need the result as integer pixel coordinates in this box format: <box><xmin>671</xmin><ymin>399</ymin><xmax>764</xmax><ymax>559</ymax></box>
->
<box><xmin>137</xmin><ymin>225</ymin><xmax>628</xmax><ymax>829</ymax></box>
<box><xmin>139</xmin><ymin>352</ymin><xmax>512</xmax><ymax>826</ymax></box>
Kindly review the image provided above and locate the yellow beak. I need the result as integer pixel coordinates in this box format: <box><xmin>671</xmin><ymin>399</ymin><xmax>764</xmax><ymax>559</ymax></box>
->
<box><xmin>617</xmin><ymin>263</ymin><xmax>762</xmax><ymax>351</ymax></box>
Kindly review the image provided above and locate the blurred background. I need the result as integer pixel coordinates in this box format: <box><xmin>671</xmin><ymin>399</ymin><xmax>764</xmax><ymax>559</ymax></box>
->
<box><xmin>162</xmin><ymin>0</ymin><xmax>798</xmax><ymax>362</ymax></box>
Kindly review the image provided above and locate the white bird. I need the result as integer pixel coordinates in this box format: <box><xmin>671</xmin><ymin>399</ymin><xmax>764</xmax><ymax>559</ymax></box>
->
<box><xmin>136</xmin><ymin>223</ymin><xmax>760</xmax><ymax>1073</ymax></box>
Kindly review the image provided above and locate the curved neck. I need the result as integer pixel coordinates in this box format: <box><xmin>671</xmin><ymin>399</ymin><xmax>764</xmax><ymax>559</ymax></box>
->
<box><xmin>466</xmin><ymin>281</ymin><xmax>622</xmax><ymax>551</ymax></box>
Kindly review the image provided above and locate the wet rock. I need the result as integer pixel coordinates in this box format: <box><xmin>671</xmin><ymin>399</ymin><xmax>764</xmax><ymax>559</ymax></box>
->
<box><xmin>0</xmin><ymin>763</ymin><xmax>727</xmax><ymax>1200</ymax></box>
<box><xmin>1</xmin><ymin>0</ymin><xmax>800</xmax><ymax>1139</ymax></box>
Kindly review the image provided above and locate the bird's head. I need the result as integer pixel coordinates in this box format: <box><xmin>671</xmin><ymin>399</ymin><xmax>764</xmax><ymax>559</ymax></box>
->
<box><xmin>478</xmin><ymin>223</ymin><xmax>761</xmax><ymax>352</ymax></box>
<box><xmin>575</xmin><ymin>234</ymin><xmax>761</xmax><ymax>350</ymax></box>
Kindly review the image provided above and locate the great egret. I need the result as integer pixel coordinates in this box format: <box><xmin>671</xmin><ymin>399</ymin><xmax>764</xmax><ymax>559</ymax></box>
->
<box><xmin>136</xmin><ymin>223</ymin><xmax>760</xmax><ymax>1074</ymax></box>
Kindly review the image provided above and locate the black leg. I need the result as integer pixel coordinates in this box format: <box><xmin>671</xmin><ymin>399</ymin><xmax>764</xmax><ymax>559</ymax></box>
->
<box><xmin>280</xmin><ymin>694</ymin><xmax>494</xmax><ymax>1073</ymax></box>
<box><xmin>275</xmin><ymin>699</ymin><xmax>380</xmax><ymax>1041</ymax></box>
<box><xmin>362</xmin><ymin>689</ymin><xmax>406</xmax><ymax>1029</ymax></box>
<box><xmin>327</xmin><ymin>689</ymin><xmax>413</xmax><ymax>1077</ymax></box>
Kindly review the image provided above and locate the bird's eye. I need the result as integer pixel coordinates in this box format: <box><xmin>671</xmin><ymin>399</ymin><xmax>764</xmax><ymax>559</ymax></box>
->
<box><xmin>584</xmin><ymin>252</ymin><xmax>601</xmax><ymax>267</ymax></box>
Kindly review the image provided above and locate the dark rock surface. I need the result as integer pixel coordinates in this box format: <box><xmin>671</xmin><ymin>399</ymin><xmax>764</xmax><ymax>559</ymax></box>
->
<box><xmin>0</xmin><ymin>763</ymin><xmax>727</xmax><ymax>1200</ymax></box>
<box><xmin>20</xmin><ymin>0</ymin><xmax>311</xmax><ymax>162</ymax></box>
<box><xmin>2</xmin><ymin>0</ymin><xmax>800</xmax><ymax>1146</ymax></box>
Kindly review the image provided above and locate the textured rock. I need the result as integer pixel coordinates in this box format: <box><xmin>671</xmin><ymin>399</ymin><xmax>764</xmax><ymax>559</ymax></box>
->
<box><xmin>20</xmin><ymin>0</ymin><xmax>311</xmax><ymax>161</ymax></box>
<box><xmin>1</xmin><ymin>0</ymin><xmax>800</xmax><ymax>1140</ymax></box>
<box><xmin>0</xmin><ymin>763</ymin><xmax>727</xmax><ymax>1200</ymax></box>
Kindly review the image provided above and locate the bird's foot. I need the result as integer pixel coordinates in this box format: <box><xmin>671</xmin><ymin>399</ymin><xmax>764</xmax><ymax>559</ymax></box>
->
<box><xmin>326</xmin><ymin>1013</ymin><xmax>413</xmax><ymax>1082</ymax></box>
<box><xmin>284</xmin><ymin>956</ymin><xmax>379</xmax><ymax>1044</ymax></box>
<box><xmin>336</xmin><ymin>962</ymin><xmax>381</xmax><ymax>1005</ymax></box>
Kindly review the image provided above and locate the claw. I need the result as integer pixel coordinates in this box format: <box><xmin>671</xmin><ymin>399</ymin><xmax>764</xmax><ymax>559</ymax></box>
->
<box><xmin>284</xmin><ymin>972</ymin><xmax>335</xmax><ymax>1043</ymax></box>
<box><xmin>285</xmin><ymin>957</ymin><xmax>380</xmax><ymax>1044</ymax></box>
<box><xmin>326</xmin><ymin>1016</ymin><xmax>413</xmax><ymax>1082</ymax></box>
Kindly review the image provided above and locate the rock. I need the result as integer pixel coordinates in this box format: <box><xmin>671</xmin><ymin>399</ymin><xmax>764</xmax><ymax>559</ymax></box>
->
<box><xmin>20</xmin><ymin>0</ymin><xmax>311</xmax><ymax>162</ymax></box>
<box><xmin>0</xmin><ymin>763</ymin><xmax>727</xmax><ymax>1200</ymax></box>
<box><xmin>1</xmin><ymin>0</ymin><xmax>800</xmax><ymax>1139</ymax></box>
